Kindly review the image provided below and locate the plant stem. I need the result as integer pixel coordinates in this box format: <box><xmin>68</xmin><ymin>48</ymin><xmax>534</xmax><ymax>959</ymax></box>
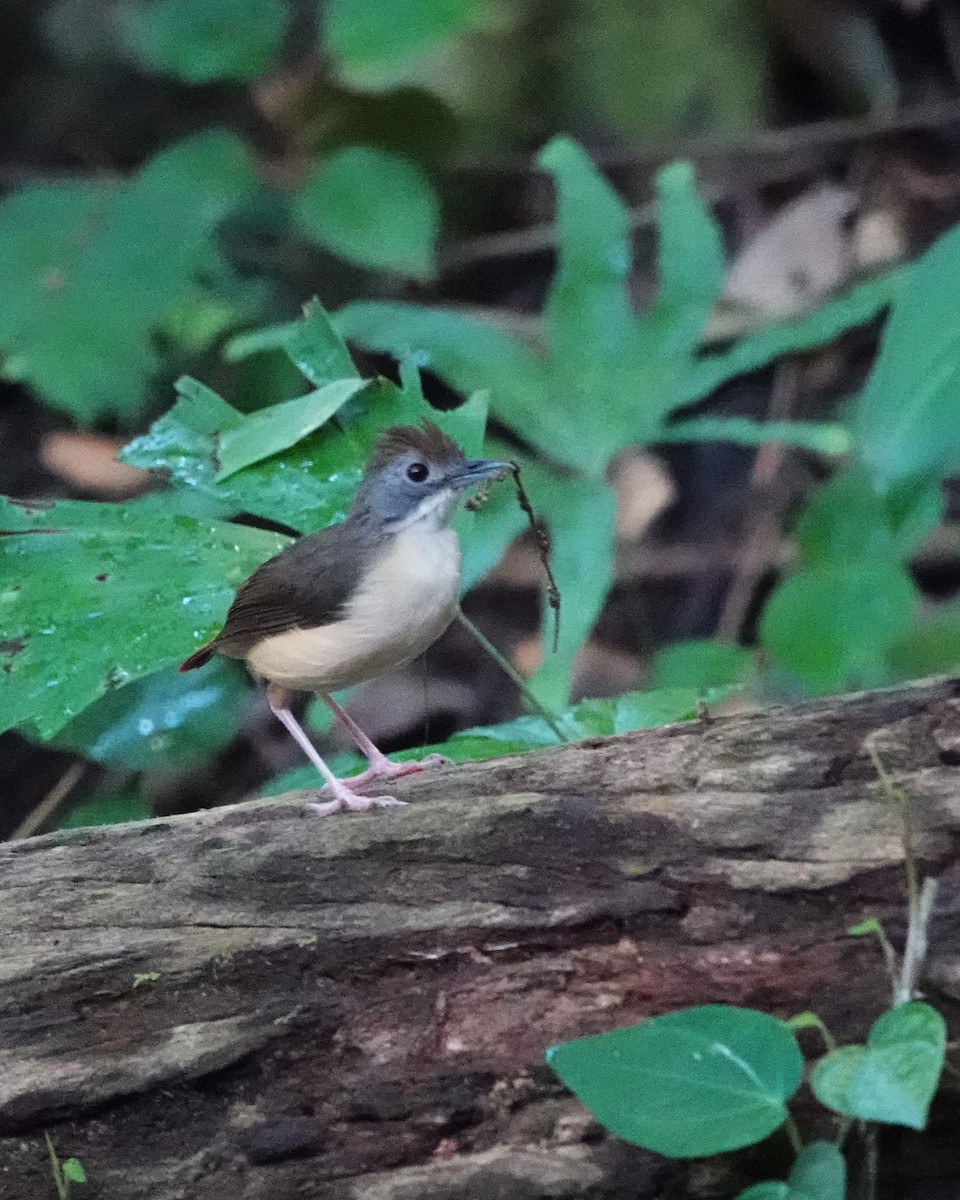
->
<box><xmin>784</xmin><ymin>1115</ymin><xmax>804</xmax><ymax>1156</ymax></box>
<box><xmin>788</xmin><ymin>1010</ymin><xmax>838</xmax><ymax>1053</ymax></box>
<box><xmin>455</xmin><ymin>610</ymin><xmax>569</xmax><ymax>742</ymax></box>
<box><xmin>898</xmin><ymin>875</ymin><xmax>938</xmax><ymax>1005</ymax></box>
<box><xmin>45</xmin><ymin>1132</ymin><xmax>67</xmax><ymax>1200</ymax></box>
<box><xmin>864</xmin><ymin>734</ymin><xmax>918</xmax><ymax>912</ymax></box>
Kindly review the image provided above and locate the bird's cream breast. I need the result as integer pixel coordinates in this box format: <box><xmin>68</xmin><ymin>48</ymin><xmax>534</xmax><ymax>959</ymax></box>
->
<box><xmin>245</xmin><ymin>527</ymin><xmax>461</xmax><ymax>693</ymax></box>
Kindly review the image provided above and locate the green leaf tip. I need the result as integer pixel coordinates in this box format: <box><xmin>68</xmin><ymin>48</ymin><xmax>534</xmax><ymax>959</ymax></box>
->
<box><xmin>655</xmin><ymin>159</ymin><xmax>696</xmax><ymax>192</ymax></box>
<box><xmin>536</xmin><ymin>134</ymin><xmax>588</xmax><ymax>173</ymax></box>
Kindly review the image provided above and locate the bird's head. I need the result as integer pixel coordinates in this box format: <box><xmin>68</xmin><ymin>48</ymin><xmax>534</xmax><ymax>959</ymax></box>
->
<box><xmin>353</xmin><ymin>421</ymin><xmax>509</xmax><ymax>530</ymax></box>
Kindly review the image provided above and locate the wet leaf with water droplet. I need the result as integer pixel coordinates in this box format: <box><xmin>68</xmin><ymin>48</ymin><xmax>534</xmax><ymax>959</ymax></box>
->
<box><xmin>0</xmin><ymin>495</ymin><xmax>286</xmax><ymax>738</ymax></box>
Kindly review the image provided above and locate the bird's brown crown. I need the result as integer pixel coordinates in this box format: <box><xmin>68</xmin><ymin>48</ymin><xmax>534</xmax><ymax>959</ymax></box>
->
<box><xmin>365</xmin><ymin>421</ymin><xmax>463</xmax><ymax>475</ymax></box>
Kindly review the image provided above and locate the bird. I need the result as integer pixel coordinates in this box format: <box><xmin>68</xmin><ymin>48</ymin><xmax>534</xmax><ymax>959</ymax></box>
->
<box><xmin>180</xmin><ymin>421</ymin><xmax>508</xmax><ymax>816</ymax></box>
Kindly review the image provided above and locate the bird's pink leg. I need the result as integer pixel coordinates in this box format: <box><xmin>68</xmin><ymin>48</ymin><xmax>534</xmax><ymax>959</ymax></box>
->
<box><xmin>320</xmin><ymin>694</ymin><xmax>450</xmax><ymax>789</ymax></box>
<box><xmin>268</xmin><ymin>699</ymin><xmax>405</xmax><ymax>817</ymax></box>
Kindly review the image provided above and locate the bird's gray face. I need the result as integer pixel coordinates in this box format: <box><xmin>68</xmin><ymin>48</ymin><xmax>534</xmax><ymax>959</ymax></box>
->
<box><xmin>364</xmin><ymin>450</ymin><xmax>509</xmax><ymax>529</ymax></box>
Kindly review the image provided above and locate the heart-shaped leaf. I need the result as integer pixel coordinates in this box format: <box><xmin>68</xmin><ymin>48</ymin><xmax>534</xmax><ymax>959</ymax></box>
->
<box><xmin>811</xmin><ymin>1001</ymin><xmax>945</xmax><ymax>1129</ymax></box>
<box><xmin>736</xmin><ymin>1140</ymin><xmax>846</xmax><ymax>1200</ymax></box>
<box><xmin>547</xmin><ymin>1005</ymin><xmax>803</xmax><ymax>1157</ymax></box>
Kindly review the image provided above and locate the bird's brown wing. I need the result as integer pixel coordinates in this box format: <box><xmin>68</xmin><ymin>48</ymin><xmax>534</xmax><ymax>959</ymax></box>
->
<box><xmin>180</xmin><ymin>520</ymin><xmax>383</xmax><ymax>670</ymax></box>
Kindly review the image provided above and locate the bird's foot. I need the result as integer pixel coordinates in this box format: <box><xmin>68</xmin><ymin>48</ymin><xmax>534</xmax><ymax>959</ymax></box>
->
<box><xmin>343</xmin><ymin>752</ymin><xmax>451</xmax><ymax>791</ymax></box>
<box><xmin>306</xmin><ymin>781</ymin><xmax>407</xmax><ymax>818</ymax></box>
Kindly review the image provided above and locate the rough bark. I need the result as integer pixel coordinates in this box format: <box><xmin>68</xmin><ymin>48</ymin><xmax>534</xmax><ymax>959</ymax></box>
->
<box><xmin>4</xmin><ymin>678</ymin><xmax>960</xmax><ymax>1200</ymax></box>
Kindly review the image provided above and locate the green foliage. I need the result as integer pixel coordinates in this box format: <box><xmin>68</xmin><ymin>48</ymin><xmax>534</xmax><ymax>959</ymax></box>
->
<box><xmin>294</xmin><ymin>147</ymin><xmax>439</xmax><ymax>278</ymax></box>
<box><xmin>811</xmin><ymin>1002</ymin><xmax>946</xmax><ymax>1130</ymax></box>
<box><xmin>757</xmin><ymin>218</ymin><xmax>960</xmax><ymax>696</ymax></box>
<box><xmin>58</xmin><ymin>787</ymin><xmax>152</xmax><ymax>829</ymax></box>
<box><xmin>52</xmin><ymin>659</ymin><xmax>249</xmax><ymax>770</ymax></box>
<box><xmin>216</xmin><ymin>377</ymin><xmax>374</xmax><ymax>479</ymax></box>
<box><xmin>0</xmin><ymin>495</ymin><xmax>286</xmax><ymax>739</ymax></box>
<box><xmin>335</xmin><ymin>138</ymin><xmax>902</xmax><ymax>702</ymax></box>
<box><xmin>2</xmin><ymin>300</ymin><xmax>500</xmax><ymax>750</ymax></box>
<box><xmin>571</xmin><ymin>0</ymin><xmax>769</xmax><ymax>139</ymax></box>
<box><xmin>323</xmin><ymin>0</ymin><xmax>487</xmax><ymax>89</ymax></box>
<box><xmin>45</xmin><ymin>1133</ymin><xmax>87</xmax><ymax>1200</ymax></box>
<box><xmin>736</xmin><ymin>1142</ymin><xmax>846</xmax><ymax>1200</ymax></box>
<box><xmin>115</xmin><ymin>0</ymin><xmax>288</xmax><ymax>83</ymax></box>
<box><xmin>652</xmin><ymin>639</ymin><xmax>754</xmax><ymax>692</ymax></box>
<box><xmin>760</xmin><ymin>561</ymin><xmax>918</xmax><ymax>696</ymax></box>
<box><xmin>0</xmin><ymin>131</ymin><xmax>258</xmax><ymax>422</ymax></box>
<box><xmin>546</xmin><ymin>1006</ymin><xmax>804</xmax><ymax>1157</ymax></box>
<box><xmin>855</xmin><ymin>223</ymin><xmax>960</xmax><ymax>491</ymax></box>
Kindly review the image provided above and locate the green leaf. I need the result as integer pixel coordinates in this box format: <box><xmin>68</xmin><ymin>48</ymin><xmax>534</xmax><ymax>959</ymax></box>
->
<box><xmin>324</xmin><ymin>0</ymin><xmax>485</xmax><ymax>88</ymax></box>
<box><xmin>546</xmin><ymin>1005</ymin><xmax>803</xmax><ymax>1157</ymax></box>
<box><xmin>0</xmin><ymin>496</ymin><xmax>286</xmax><ymax>739</ymax></box>
<box><xmin>855</xmin><ymin>224</ymin><xmax>960</xmax><ymax>491</ymax></box>
<box><xmin>685</xmin><ymin>269</ymin><xmax>901</xmax><ymax>407</ymax></box>
<box><xmin>811</xmin><ymin>1001</ymin><xmax>945</xmax><ymax>1129</ymax></box>
<box><xmin>889</xmin><ymin>603</ymin><xmax>960</xmax><ymax>679</ymax></box>
<box><xmin>608</xmin><ymin>686</ymin><xmax>718</xmax><ymax>732</ymax></box>
<box><xmin>795</xmin><ymin>468</ymin><xmax>944</xmax><ymax>568</ymax></box>
<box><xmin>648</xmin><ymin>161</ymin><xmax>725</xmax><ymax>362</ymax></box>
<box><xmin>760</xmin><ymin>561</ymin><xmax>917</xmax><ymax>695</ymax></box>
<box><xmin>294</xmin><ymin>147</ymin><xmax>439</xmax><ymax>279</ymax></box>
<box><xmin>538</xmin><ymin>136</ymin><xmax>638</xmax><ymax>466</ymax></box>
<box><xmin>61</xmin><ymin>1158</ymin><xmax>87</xmax><ymax>1185</ymax></box>
<box><xmin>335</xmin><ymin>301</ymin><xmax>552</xmax><ymax>458</ymax></box>
<box><xmin>115</xmin><ymin>0</ymin><xmax>287</xmax><ymax>83</ymax></box>
<box><xmin>58</xmin><ymin>787</ymin><xmax>152</xmax><ymax>829</ymax></box>
<box><xmin>120</xmin><ymin>375</ymin><xmax>372</xmax><ymax>534</ymax></box>
<box><xmin>570</xmin><ymin>0</ymin><xmax>768</xmax><ymax>140</ymax></box>
<box><xmin>287</xmin><ymin>298</ymin><xmax>358</xmax><ymax>386</ymax></box>
<box><xmin>0</xmin><ymin>131</ymin><xmax>257</xmax><ymax>422</ymax></box>
<box><xmin>662</xmin><ymin>416</ymin><xmax>850</xmax><ymax>456</ymax></box>
<box><xmin>51</xmin><ymin>659</ymin><xmax>249</xmax><ymax>769</ymax></box>
<box><xmin>737</xmin><ymin>1141</ymin><xmax>846</xmax><ymax>1200</ymax></box>
<box><xmin>848</xmin><ymin>917</ymin><xmax>885</xmax><ymax>938</ymax></box>
<box><xmin>216</xmin><ymin>377</ymin><xmax>372</xmax><ymax>479</ymax></box>
<box><xmin>652</xmin><ymin>640</ymin><xmax>753</xmax><ymax>692</ymax></box>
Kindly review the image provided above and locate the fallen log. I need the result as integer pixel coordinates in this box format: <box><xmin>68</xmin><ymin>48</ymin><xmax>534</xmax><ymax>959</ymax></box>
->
<box><xmin>3</xmin><ymin>678</ymin><xmax>960</xmax><ymax>1200</ymax></box>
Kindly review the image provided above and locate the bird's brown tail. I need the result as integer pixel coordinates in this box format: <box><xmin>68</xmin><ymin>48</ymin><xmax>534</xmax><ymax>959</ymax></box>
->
<box><xmin>179</xmin><ymin>644</ymin><xmax>215</xmax><ymax>673</ymax></box>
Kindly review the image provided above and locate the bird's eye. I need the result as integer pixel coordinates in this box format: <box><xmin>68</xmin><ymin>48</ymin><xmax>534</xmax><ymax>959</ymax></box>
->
<box><xmin>406</xmin><ymin>462</ymin><xmax>429</xmax><ymax>482</ymax></box>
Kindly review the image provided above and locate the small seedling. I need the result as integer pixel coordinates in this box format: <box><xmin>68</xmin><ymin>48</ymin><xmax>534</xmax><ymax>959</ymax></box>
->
<box><xmin>45</xmin><ymin>1133</ymin><xmax>87</xmax><ymax>1199</ymax></box>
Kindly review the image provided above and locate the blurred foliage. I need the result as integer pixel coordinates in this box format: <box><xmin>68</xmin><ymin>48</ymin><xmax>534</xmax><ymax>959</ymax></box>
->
<box><xmin>0</xmin><ymin>132</ymin><xmax>259</xmax><ymax>422</ymax></box>
<box><xmin>323</xmin><ymin>0</ymin><xmax>489</xmax><ymax>90</ymax></box>
<box><xmin>115</xmin><ymin>0</ymin><xmax>289</xmax><ymax>83</ymax></box>
<box><xmin>3</xmin><ymin>0</ymin><xmax>960</xmax><ymax>824</ymax></box>
<box><xmin>337</xmin><ymin>138</ymin><xmax>894</xmax><ymax>705</ymax></box>
<box><xmin>4</xmin><ymin>129</ymin><xmax>953</xmax><ymax>780</ymax></box>
<box><xmin>760</xmin><ymin>224</ymin><xmax>960</xmax><ymax>695</ymax></box>
<box><xmin>293</xmin><ymin>146</ymin><xmax>439</xmax><ymax>278</ymax></box>
<box><xmin>568</xmin><ymin>0</ymin><xmax>769</xmax><ymax>137</ymax></box>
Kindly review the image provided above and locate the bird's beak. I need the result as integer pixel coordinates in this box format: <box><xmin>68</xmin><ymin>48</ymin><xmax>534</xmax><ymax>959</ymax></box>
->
<box><xmin>450</xmin><ymin>458</ymin><xmax>511</xmax><ymax>489</ymax></box>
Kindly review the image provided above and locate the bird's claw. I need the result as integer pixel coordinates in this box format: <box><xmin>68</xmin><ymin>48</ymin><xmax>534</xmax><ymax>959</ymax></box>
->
<box><xmin>343</xmin><ymin>752</ymin><xmax>451</xmax><ymax>790</ymax></box>
<box><xmin>306</xmin><ymin>791</ymin><xmax>407</xmax><ymax>817</ymax></box>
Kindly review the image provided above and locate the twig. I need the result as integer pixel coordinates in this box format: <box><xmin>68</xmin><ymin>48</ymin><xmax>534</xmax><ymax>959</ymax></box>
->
<box><xmin>862</xmin><ymin>734</ymin><xmax>939</xmax><ymax>1005</ymax></box>
<box><xmin>715</xmin><ymin>361</ymin><xmax>800</xmax><ymax>641</ymax></box>
<box><xmin>452</xmin><ymin>99</ymin><xmax>960</xmax><ymax>177</ymax></box>
<box><xmin>898</xmin><ymin>877</ymin><xmax>939</xmax><ymax>1006</ymax></box>
<box><xmin>864</xmin><ymin>733</ymin><xmax>919</xmax><ymax>912</ymax></box>
<box><xmin>10</xmin><ymin>761</ymin><xmax>86</xmax><ymax>840</ymax></box>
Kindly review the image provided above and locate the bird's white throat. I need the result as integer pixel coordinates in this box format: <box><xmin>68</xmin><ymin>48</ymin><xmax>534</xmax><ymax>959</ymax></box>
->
<box><xmin>385</xmin><ymin>486</ymin><xmax>459</xmax><ymax>534</ymax></box>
